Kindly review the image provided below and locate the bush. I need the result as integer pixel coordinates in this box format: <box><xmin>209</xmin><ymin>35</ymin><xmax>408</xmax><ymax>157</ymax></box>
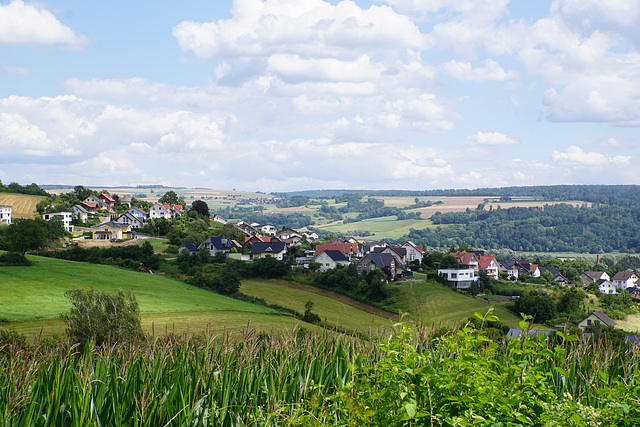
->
<box><xmin>0</xmin><ymin>252</ymin><xmax>31</xmax><ymax>266</ymax></box>
<box><xmin>61</xmin><ymin>288</ymin><xmax>144</xmax><ymax>348</ymax></box>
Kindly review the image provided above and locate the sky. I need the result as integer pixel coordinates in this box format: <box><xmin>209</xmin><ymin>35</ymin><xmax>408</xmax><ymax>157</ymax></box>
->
<box><xmin>1</xmin><ymin>0</ymin><xmax>640</xmax><ymax>192</ymax></box>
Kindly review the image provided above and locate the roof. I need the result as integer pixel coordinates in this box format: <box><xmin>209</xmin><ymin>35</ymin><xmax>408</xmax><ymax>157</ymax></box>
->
<box><xmin>317</xmin><ymin>249</ymin><xmax>349</xmax><ymax>263</ymax></box>
<box><xmin>506</xmin><ymin>328</ymin><xmax>552</xmax><ymax>340</ymax></box>
<box><xmin>477</xmin><ymin>255</ymin><xmax>496</xmax><ymax>269</ymax></box>
<box><xmin>81</xmin><ymin>202</ymin><xmax>99</xmax><ymax>208</ymax></box>
<box><xmin>497</xmin><ymin>258</ymin><xmax>517</xmax><ymax>269</ymax></box>
<box><xmin>363</xmin><ymin>253</ymin><xmax>395</xmax><ymax>269</ymax></box>
<box><xmin>91</xmin><ymin>221</ymin><xmax>130</xmax><ymax>229</ymax></box>
<box><xmin>450</xmin><ymin>252</ymin><xmax>478</xmax><ymax>266</ymax></box>
<box><xmin>315</xmin><ymin>242</ymin><xmax>357</xmax><ymax>256</ymax></box>
<box><xmin>98</xmin><ymin>193</ymin><xmax>115</xmax><ymax>202</ymax></box>
<box><xmin>611</xmin><ymin>271</ymin><xmax>638</xmax><ymax>281</ymax></box>
<box><xmin>251</xmin><ymin>241</ymin><xmax>287</xmax><ymax>254</ymax></box>
<box><xmin>402</xmin><ymin>241</ymin><xmax>424</xmax><ymax>253</ymax></box>
<box><xmin>541</xmin><ymin>266</ymin><xmax>561</xmax><ymax>276</ymax></box>
<box><xmin>200</xmin><ymin>236</ymin><xmax>240</xmax><ymax>251</ymax></box>
<box><xmin>245</xmin><ymin>235</ymin><xmax>273</xmax><ymax>244</ymax></box>
<box><xmin>584</xmin><ymin>311</ymin><xmax>617</xmax><ymax>327</ymax></box>
<box><xmin>179</xmin><ymin>243</ymin><xmax>198</xmax><ymax>252</ymax></box>
<box><xmin>73</xmin><ymin>204</ymin><xmax>89</xmax><ymax>214</ymax></box>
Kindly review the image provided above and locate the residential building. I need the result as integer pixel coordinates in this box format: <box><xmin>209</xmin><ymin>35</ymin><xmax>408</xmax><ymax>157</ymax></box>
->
<box><xmin>496</xmin><ymin>258</ymin><xmax>519</xmax><ymax>279</ymax></box>
<box><xmin>314</xmin><ymin>242</ymin><xmax>359</xmax><ymax>259</ymax></box>
<box><xmin>149</xmin><ymin>203</ymin><xmax>183</xmax><ymax>219</ymax></box>
<box><xmin>540</xmin><ymin>266</ymin><xmax>569</xmax><ymax>286</ymax></box>
<box><xmin>91</xmin><ymin>221</ymin><xmax>133</xmax><ymax>240</ymax></box>
<box><xmin>314</xmin><ymin>249</ymin><xmax>350</xmax><ymax>272</ymax></box>
<box><xmin>42</xmin><ymin>212</ymin><xmax>74</xmax><ymax>232</ymax></box>
<box><xmin>178</xmin><ymin>243</ymin><xmax>198</xmax><ymax>255</ymax></box>
<box><xmin>450</xmin><ymin>252</ymin><xmax>479</xmax><ymax>272</ymax></box>
<box><xmin>477</xmin><ymin>255</ymin><xmax>499</xmax><ymax>279</ymax></box>
<box><xmin>210</xmin><ymin>214</ymin><xmax>227</xmax><ymax>224</ymax></box>
<box><xmin>580</xmin><ymin>271</ymin><xmax>610</xmax><ymax>284</ymax></box>
<box><xmin>0</xmin><ymin>205</ymin><xmax>12</xmax><ymax>225</ymax></box>
<box><xmin>437</xmin><ymin>268</ymin><xmax>478</xmax><ymax>289</ymax></box>
<box><xmin>597</xmin><ymin>280</ymin><xmax>616</xmax><ymax>294</ymax></box>
<box><xmin>72</xmin><ymin>204</ymin><xmax>90</xmax><ymax>224</ymax></box>
<box><xmin>400</xmin><ymin>241</ymin><xmax>424</xmax><ymax>263</ymax></box>
<box><xmin>373</xmin><ymin>246</ymin><xmax>406</xmax><ymax>277</ymax></box>
<box><xmin>611</xmin><ymin>272</ymin><xmax>638</xmax><ymax>290</ymax></box>
<box><xmin>127</xmin><ymin>207</ymin><xmax>148</xmax><ymax>221</ymax></box>
<box><xmin>198</xmin><ymin>236</ymin><xmax>241</xmax><ymax>256</ymax></box>
<box><xmin>116</xmin><ymin>211</ymin><xmax>145</xmax><ymax>229</ymax></box>
<box><xmin>97</xmin><ymin>193</ymin><xmax>115</xmax><ymax>211</ymax></box>
<box><xmin>577</xmin><ymin>311</ymin><xmax>616</xmax><ymax>331</ymax></box>
<box><xmin>250</xmin><ymin>241</ymin><xmax>287</xmax><ymax>260</ymax></box>
<box><xmin>356</xmin><ymin>253</ymin><xmax>396</xmax><ymax>279</ymax></box>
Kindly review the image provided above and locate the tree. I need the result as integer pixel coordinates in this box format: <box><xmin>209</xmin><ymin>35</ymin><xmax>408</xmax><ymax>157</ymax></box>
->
<box><xmin>513</xmin><ymin>291</ymin><xmax>556</xmax><ymax>323</ymax></box>
<box><xmin>5</xmin><ymin>218</ymin><xmax>49</xmax><ymax>256</ymax></box>
<box><xmin>158</xmin><ymin>191</ymin><xmax>186</xmax><ymax>206</ymax></box>
<box><xmin>189</xmin><ymin>200</ymin><xmax>210</xmax><ymax>217</ymax></box>
<box><xmin>439</xmin><ymin>254</ymin><xmax>459</xmax><ymax>269</ymax></box>
<box><xmin>61</xmin><ymin>288</ymin><xmax>144</xmax><ymax>348</ymax></box>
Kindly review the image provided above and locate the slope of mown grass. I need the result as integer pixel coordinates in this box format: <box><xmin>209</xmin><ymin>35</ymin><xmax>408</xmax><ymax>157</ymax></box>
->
<box><xmin>0</xmin><ymin>255</ymin><xmax>276</xmax><ymax>322</ymax></box>
<box><xmin>240</xmin><ymin>279</ymin><xmax>398</xmax><ymax>332</ymax></box>
<box><xmin>395</xmin><ymin>281</ymin><xmax>523</xmax><ymax>328</ymax></box>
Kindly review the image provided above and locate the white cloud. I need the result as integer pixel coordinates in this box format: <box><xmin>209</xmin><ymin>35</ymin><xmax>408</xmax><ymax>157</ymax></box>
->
<box><xmin>1</xmin><ymin>64</ymin><xmax>33</xmax><ymax>77</ymax></box>
<box><xmin>551</xmin><ymin>145</ymin><xmax>631</xmax><ymax>166</ymax></box>
<box><xmin>0</xmin><ymin>0</ymin><xmax>88</xmax><ymax>48</ymax></box>
<box><xmin>463</xmin><ymin>131</ymin><xmax>519</xmax><ymax>146</ymax></box>
<box><xmin>441</xmin><ymin>59</ymin><xmax>517</xmax><ymax>82</ymax></box>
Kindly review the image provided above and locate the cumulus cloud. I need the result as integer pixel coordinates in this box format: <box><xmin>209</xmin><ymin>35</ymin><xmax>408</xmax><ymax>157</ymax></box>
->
<box><xmin>551</xmin><ymin>145</ymin><xmax>631</xmax><ymax>166</ymax></box>
<box><xmin>463</xmin><ymin>131</ymin><xmax>519</xmax><ymax>146</ymax></box>
<box><xmin>441</xmin><ymin>59</ymin><xmax>518</xmax><ymax>82</ymax></box>
<box><xmin>0</xmin><ymin>0</ymin><xmax>88</xmax><ymax>48</ymax></box>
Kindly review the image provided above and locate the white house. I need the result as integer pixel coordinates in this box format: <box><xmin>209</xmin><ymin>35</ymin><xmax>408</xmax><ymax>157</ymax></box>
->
<box><xmin>314</xmin><ymin>249</ymin><xmax>350</xmax><ymax>272</ymax></box>
<box><xmin>149</xmin><ymin>203</ymin><xmax>183</xmax><ymax>219</ymax></box>
<box><xmin>597</xmin><ymin>280</ymin><xmax>617</xmax><ymax>294</ymax></box>
<box><xmin>577</xmin><ymin>311</ymin><xmax>616</xmax><ymax>331</ymax></box>
<box><xmin>478</xmin><ymin>255</ymin><xmax>500</xmax><ymax>279</ymax></box>
<box><xmin>72</xmin><ymin>204</ymin><xmax>90</xmax><ymax>224</ymax></box>
<box><xmin>401</xmin><ymin>241</ymin><xmax>424</xmax><ymax>263</ymax></box>
<box><xmin>0</xmin><ymin>205</ymin><xmax>12</xmax><ymax>225</ymax></box>
<box><xmin>258</xmin><ymin>224</ymin><xmax>278</xmax><ymax>236</ymax></box>
<box><xmin>42</xmin><ymin>212</ymin><xmax>74</xmax><ymax>232</ymax></box>
<box><xmin>127</xmin><ymin>207</ymin><xmax>148</xmax><ymax>221</ymax></box>
<box><xmin>116</xmin><ymin>211</ymin><xmax>145</xmax><ymax>229</ymax></box>
<box><xmin>438</xmin><ymin>268</ymin><xmax>478</xmax><ymax>289</ymax></box>
<box><xmin>611</xmin><ymin>272</ymin><xmax>638</xmax><ymax>290</ymax></box>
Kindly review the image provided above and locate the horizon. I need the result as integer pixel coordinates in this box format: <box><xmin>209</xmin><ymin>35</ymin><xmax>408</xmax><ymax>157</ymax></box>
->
<box><xmin>1</xmin><ymin>0</ymin><xmax>639</xmax><ymax>192</ymax></box>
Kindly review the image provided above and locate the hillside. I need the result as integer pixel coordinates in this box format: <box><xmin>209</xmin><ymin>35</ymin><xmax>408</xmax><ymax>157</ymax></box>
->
<box><xmin>0</xmin><ymin>255</ymin><xmax>298</xmax><ymax>338</ymax></box>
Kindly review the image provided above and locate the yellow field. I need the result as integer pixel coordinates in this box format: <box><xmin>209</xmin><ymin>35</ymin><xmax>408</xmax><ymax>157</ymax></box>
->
<box><xmin>0</xmin><ymin>193</ymin><xmax>45</xmax><ymax>219</ymax></box>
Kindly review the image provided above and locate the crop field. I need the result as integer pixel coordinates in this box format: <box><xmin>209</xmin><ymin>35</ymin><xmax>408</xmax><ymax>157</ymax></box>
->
<box><xmin>0</xmin><ymin>192</ymin><xmax>45</xmax><ymax>219</ymax></box>
<box><xmin>395</xmin><ymin>281</ymin><xmax>524</xmax><ymax>328</ymax></box>
<box><xmin>240</xmin><ymin>279</ymin><xmax>398</xmax><ymax>332</ymax></box>
<box><xmin>316</xmin><ymin>218</ymin><xmax>431</xmax><ymax>240</ymax></box>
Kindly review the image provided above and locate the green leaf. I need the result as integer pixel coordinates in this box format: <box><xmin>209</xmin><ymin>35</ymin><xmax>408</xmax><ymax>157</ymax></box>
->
<box><xmin>405</xmin><ymin>403</ymin><xmax>417</xmax><ymax>419</ymax></box>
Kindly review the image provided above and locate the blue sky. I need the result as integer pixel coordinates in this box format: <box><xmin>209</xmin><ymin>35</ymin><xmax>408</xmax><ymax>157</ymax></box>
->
<box><xmin>1</xmin><ymin>0</ymin><xmax>639</xmax><ymax>192</ymax></box>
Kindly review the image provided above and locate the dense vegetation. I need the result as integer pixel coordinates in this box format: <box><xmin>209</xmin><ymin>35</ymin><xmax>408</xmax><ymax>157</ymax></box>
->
<box><xmin>2</xmin><ymin>314</ymin><xmax>640</xmax><ymax>425</ymax></box>
<box><xmin>408</xmin><ymin>204</ymin><xmax>640</xmax><ymax>253</ymax></box>
<box><xmin>0</xmin><ymin>180</ymin><xmax>49</xmax><ymax>197</ymax></box>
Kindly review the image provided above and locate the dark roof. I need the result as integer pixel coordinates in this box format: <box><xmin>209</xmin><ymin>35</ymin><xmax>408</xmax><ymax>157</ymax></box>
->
<box><xmin>364</xmin><ymin>253</ymin><xmax>395</xmax><ymax>269</ymax></box>
<box><xmin>251</xmin><ymin>241</ymin><xmax>287</xmax><ymax>254</ymax></box>
<box><xmin>497</xmin><ymin>258</ymin><xmax>517</xmax><ymax>269</ymax></box>
<box><xmin>541</xmin><ymin>266</ymin><xmax>561</xmax><ymax>276</ymax></box>
<box><xmin>319</xmin><ymin>249</ymin><xmax>349</xmax><ymax>263</ymax></box>
<box><xmin>179</xmin><ymin>243</ymin><xmax>198</xmax><ymax>252</ymax></box>
<box><xmin>586</xmin><ymin>311</ymin><xmax>617</xmax><ymax>327</ymax></box>
<box><xmin>200</xmin><ymin>236</ymin><xmax>240</xmax><ymax>251</ymax></box>
<box><xmin>506</xmin><ymin>328</ymin><xmax>552</xmax><ymax>340</ymax></box>
<box><xmin>612</xmin><ymin>271</ymin><xmax>637</xmax><ymax>281</ymax></box>
<box><xmin>92</xmin><ymin>221</ymin><xmax>129</xmax><ymax>229</ymax></box>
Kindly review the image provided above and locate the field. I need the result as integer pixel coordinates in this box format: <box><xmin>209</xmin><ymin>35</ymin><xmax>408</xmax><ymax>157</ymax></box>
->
<box><xmin>240</xmin><ymin>279</ymin><xmax>399</xmax><ymax>332</ymax></box>
<box><xmin>395</xmin><ymin>281</ymin><xmax>524</xmax><ymax>328</ymax></box>
<box><xmin>0</xmin><ymin>192</ymin><xmax>45</xmax><ymax>219</ymax></box>
<box><xmin>315</xmin><ymin>217</ymin><xmax>430</xmax><ymax>240</ymax></box>
<box><xmin>0</xmin><ymin>255</ymin><xmax>294</xmax><ymax>338</ymax></box>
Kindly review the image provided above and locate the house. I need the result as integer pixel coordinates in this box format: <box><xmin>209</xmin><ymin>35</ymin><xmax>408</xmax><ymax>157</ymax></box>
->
<box><xmin>210</xmin><ymin>214</ymin><xmax>227</xmax><ymax>225</ymax></box>
<box><xmin>178</xmin><ymin>243</ymin><xmax>198</xmax><ymax>255</ymax></box>
<box><xmin>506</xmin><ymin>328</ymin><xmax>552</xmax><ymax>341</ymax></box>
<box><xmin>245</xmin><ymin>234</ymin><xmax>278</xmax><ymax>245</ymax></box>
<box><xmin>79</xmin><ymin>201</ymin><xmax>100</xmax><ymax>212</ymax></box>
<box><xmin>596</xmin><ymin>279</ymin><xmax>616</xmax><ymax>294</ymax></box>
<box><xmin>91</xmin><ymin>221</ymin><xmax>133</xmax><ymax>240</ymax></box>
<box><xmin>496</xmin><ymin>258</ymin><xmax>519</xmax><ymax>279</ymax></box>
<box><xmin>437</xmin><ymin>267</ymin><xmax>478</xmax><ymax>289</ymax></box>
<box><xmin>0</xmin><ymin>205</ymin><xmax>12</xmax><ymax>225</ymax></box>
<box><xmin>116</xmin><ymin>211</ymin><xmax>145</xmax><ymax>229</ymax></box>
<box><xmin>373</xmin><ymin>246</ymin><xmax>406</xmax><ymax>277</ymax></box>
<box><xmin>257</xmin><ymin>224</ymin><xmax>278</xmax><ymax>236</ymax></box>
<box><xmin>314</xmin><ymin>242</ymin><xmax>359</xmax><ymax>259</ymax></box>
<box><xmin>540</xmin><ymin>266</ymin><xmax>569</xmax><ymax>286</ymax></box>
<box><xmin>629</xmin><ymin>287</ymin><xmax>640</xmax><ymax>299</ymax></box>
<box><xmin>314</xmin><ymin>249</ymin><xmax>350</xmax><ymax>272</ymax></box>
<box><xmin>450</xmin><ymin>252</ymin><xmax>479</xmax><ymax>272</ymax></box>
<box><xmin>72</xmin><ymin>204</ymin><xmax>90</xmax><ymax>224</ymax></box>
<box><xmin>611</xmin><ymin>272</ymin><xmax>638</xmax><ymax>290</ymax></box>
<box><xmin>356</xmin><ymin>253</ymin><xmax>396</xmax><ymax>279</ymax></box>
<box><xmin>477</xmin><ymin>255</ymin><xmax>499</xmax><ymax>279</ymax></box>
<box><xmin>400</xmin><ymin>241</ymin><xmax>424</xmax><ymax>263</ymax></box>
<box><xmin>42</xmin><ymin>212</ymin><xmax>74</xmax><ymax>232</ymax></box>
<box><xmin>198</xmin><ymin>236</ymin><xmax>241</xmax><ymax>256</ymax></box>
<box><xmin>577</xmin><ymin>311</ymin><xmax>617</xmax><ymax>331</ymax></box>
<box><xmin>580</xmin><ymin>271</ymin><xmax>610</xmax><ymax>284</ymax></box>
<box><xmin>514</xmin><ymin>259</ymin><xmax>540</xmax><ymax>277</ymax></box>
<box><xmin>277</xmin><ymin>228</ymin><xmax>302</xmax><ymax>240</ymax></box>
<box><xmin>149</xmin><ymin>203</ymin><xmax>183</xmax><ymax>219</ymax></box>
<box><xmin>232</xmin><ymin>221</ymin><xmax>259</xmax><ymax>236</ymax></box>
<box><xmin>127</xmin><ymin>207</ymin><xmax>148</xmax><ymax>221</ymax></box>
<box><xmin>250</xmin><ymin>241</ymin><xmax>287</xmax><ymax>260</ymax></box>
<box><xmin>97</xmin><ymin>193</ymin><xmax>115</xmax><ymax>211</ymax></box>
<box><xmin>302</xmin><ymin>231</ymin><xmax>319</xmax><ymax>241</ymax></box>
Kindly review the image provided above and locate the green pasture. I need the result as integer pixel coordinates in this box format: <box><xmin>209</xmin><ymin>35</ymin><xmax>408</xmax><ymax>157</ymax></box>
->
<box><xmin>240</xmin><ymin>279</ymin><xmax>397</xmax><ymax>332</ymax></box>
<box><xmin>0</xmin><ymin>256</ymin><xmax>276</xmax><ymax>323</ymax></box>
<box><xmin>394</xmin><ymin>281</ymin><xmax>523</xmax><ymax>328</ymax></box>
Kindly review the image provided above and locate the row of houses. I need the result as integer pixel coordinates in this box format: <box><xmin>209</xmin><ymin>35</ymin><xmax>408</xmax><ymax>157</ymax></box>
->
<box><xmin>579</xmin><ymin>271</ymin><xmax>640</xmax><ymax>296</ymax></box>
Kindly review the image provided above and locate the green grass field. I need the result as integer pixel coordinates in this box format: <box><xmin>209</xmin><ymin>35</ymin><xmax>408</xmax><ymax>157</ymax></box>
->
<box><xmin>240</xmin><ymin>279</ymin><xmax>398</xmax><ymax>332</ymax></box>
<box><xmin>317</xmin><ymin>218</ymin><xmax>431</xmax><ymax>240</ymax></box>
<box><xmin>394</xmin><ymin>281</ymin><xmax>523</xmax><ymax>328</ymax></box>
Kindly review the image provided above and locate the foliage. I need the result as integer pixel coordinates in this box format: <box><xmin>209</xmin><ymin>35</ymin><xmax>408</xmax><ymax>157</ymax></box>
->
<box><xmin>0</xmin><ymin>251</ymin><xmax>32</xmax><ymax>266</ymax></box>
<box><xmin>158</xmin><ymin>190</ymin><xmax>186</xmax><ymax>206</ymax></box>
<box><xmin>61</xmin><ymin>288</ymin><xmax>144</xmax><ymax>348</ymax></box>
<box><xmin>35</xmin><ymin>241</ymin><xmax>160</xmax><ymax>271</ymax></box>
<box><xmin>438</xmin><ymin>254</ymin><xmax>459</xmax><ymax>269</ymax></box>
<box><xmin>186</xmin><ymin>266</ymin><xmax>241</xmax><ymax>295</ymax></box>
<box><xmin>189</xmin><ymin>199</ymin><xmax>210</xmax><ymax>217</ymax></box>
<box><xmin>513</xmin><ymin>291</ymin><xmax>557</xmax><ymax>323</ymax></box>
<box><xmin>0</xmin><ymin>181</ymin><xmax>49</xmax><ymax>196</ymax></box>
<box><xmin>4</xmin><ymin>218</ymin><xmax>65</xmax><ymax>256</ymax></box>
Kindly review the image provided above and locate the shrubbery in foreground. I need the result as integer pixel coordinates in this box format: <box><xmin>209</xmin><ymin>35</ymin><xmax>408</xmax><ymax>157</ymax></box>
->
<box><xmin>1</xmin><ymin>313</ymin><xmax>639</xmax><ymax>425</ymax></box>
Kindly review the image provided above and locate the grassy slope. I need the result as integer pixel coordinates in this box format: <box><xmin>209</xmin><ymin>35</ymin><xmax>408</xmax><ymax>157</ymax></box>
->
<box><xmin>0</xmin><ymin>256</ymin><xmax>296</xmax><ymax>338</ymax></box>
<box><xmin>395</xmin><ymin>281</ymin><xmax>523</xmax><ymax>328</ymax></box>
<box><xmin>317</xmin><ymin>218</ymin><xmax>430</xmax><ymax>240</ymax></box>
<box><xmin>240</xmin><ymin>279</ymin><xmax>399</xmax><ymax>332</ymax></box>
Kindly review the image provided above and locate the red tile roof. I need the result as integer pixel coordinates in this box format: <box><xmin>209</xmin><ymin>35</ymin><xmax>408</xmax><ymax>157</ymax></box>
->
<box><xmin>477</xmin><ymin>255</ymin><xmax>495</xmax><ymax>269</ymax></box>
<box><xmin>314</xmin><ymin>242</ymin><xmax>358</xmax><ymax>256</ymax></box>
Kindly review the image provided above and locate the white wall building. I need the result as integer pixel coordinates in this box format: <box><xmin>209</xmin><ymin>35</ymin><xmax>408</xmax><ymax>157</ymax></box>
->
<box><xmin>438</xmin><ymin>268</ymin><xmax>478</xmax><ymax>289</ymax></box>
<box><xmin>42</xmin><ymin>212</ymin><xmax>74</xmax><ymax>232</ymax></box>
<box><xmin>0</xmin><ymin>205</ymin><xmax>12</xmax><ymax>225</ymax></box>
